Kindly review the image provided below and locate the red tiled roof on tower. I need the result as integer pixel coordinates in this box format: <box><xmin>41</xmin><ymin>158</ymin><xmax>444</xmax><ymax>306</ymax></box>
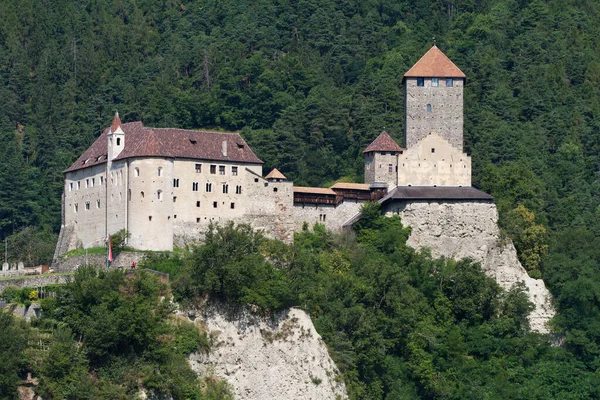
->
<box><xmin>363</xmin><ymin>131</ymin><xmax>404</xmax><ymax>153</ymax></box>
<box><xmin>404</xmin><ymin>45</ymin><xmax>466</xmax><ymax>78</ymax></box>
<box><xmin>111</xmin><ymin>111</ymin><xmax>121</xmax><ymax>132</ymax></box>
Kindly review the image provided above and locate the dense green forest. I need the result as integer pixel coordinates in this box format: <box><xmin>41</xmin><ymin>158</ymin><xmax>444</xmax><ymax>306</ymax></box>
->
<box><xmin>2</xmin><ymin>0</ymin><xmax>600</xmax><ymax>398</ymax></box>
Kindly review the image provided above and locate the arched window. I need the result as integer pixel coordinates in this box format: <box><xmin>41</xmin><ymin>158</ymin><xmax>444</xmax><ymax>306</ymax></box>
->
<box><xmin>157</xmin><ymin>190</ymin><xmax>162</xmax><ymax>200</ymax></box>
<box><xmin>135</xmin><ymin>167</ymin><xmax>140</xmax><ymax>177</ymax></box>
<box><xmin>116</xmin><ymin>138</ymin><xmax>121</xmax><ymax>146</ymax></box>
<box><xmin>158</xmin><ymin>167</ymin><xmax>163</xmax><ymax>177</ymax></box>
<box><xmin>426</xmin><ymin>104</ymin><xmax>432</xmax><ymax>113</ymax></box>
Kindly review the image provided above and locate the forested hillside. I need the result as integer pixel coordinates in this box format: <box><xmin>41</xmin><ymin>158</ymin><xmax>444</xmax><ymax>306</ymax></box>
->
<box><xmin>2</xmin><ymin>0</ymin><xmax>600</xmax><ymax>397</ymax></box>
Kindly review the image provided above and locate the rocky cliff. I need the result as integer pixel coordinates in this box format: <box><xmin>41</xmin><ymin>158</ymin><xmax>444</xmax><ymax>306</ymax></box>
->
<box><xmin>186</xmin><ymin>303</ymin><xmax>347</xmax><ymax>400</ymax></box>
<box><xmin>393</xmin><ymin>201</ymin><xmax>555</xmax><ymax>333</ymax></box>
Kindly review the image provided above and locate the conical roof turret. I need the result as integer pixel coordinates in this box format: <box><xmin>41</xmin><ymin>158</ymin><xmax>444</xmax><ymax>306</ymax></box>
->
<box><xmin>111</xmin><ymin>111</ymin><xmax>122</xmax><ymax>132</ymax></box>
<box><xmin>363</xmin><ymin>131</ymin><xmax>403</xmax><ymax>153</ymax></box>
<box><xmin>265</xmin><ymin>168</ymin><xmax>287</xmax><ymax>180</ymax></box>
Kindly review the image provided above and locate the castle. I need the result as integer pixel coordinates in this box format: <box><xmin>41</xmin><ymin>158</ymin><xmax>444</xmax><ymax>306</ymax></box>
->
<box><xmin>55</xmin><ymin>45</ymin><xmax>492</xmax><ymax>255</ymax></box>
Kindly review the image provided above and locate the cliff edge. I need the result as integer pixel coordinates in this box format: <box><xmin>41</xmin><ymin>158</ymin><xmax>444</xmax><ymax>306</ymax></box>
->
<box><xmin>187</xmin><ymin>303</ymin><xmax>347</xmax><ymax>400</ymax></box>
<box><xmin>395</xmin><ymin>201</ymin><xmax>555</xmax><ymax>333</ymax></box>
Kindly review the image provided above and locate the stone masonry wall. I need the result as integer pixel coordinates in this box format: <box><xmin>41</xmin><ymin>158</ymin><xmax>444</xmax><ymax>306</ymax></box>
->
<box><xmin>405</xmin><ymin>77</ymin><xmax>464</xmax><ymax>151</ymax></box>
<box><xmin>53</xmin><ymin>251</ymin><xmax>146</xmax><ymax>272</ymax></box>
<box><xmin>291</xmin><ymin>200</ymin><xmax>364</xmax><ymax>233</ymax></box>
<box><xmin>0</xmin><ymin>274</ymin><xmax>72</xmax><ymax>293</ymax></box>
<box><xmin>384</xmin><ymin>200</ymin><xmax>555</xmax><ymax>333</ymax></box>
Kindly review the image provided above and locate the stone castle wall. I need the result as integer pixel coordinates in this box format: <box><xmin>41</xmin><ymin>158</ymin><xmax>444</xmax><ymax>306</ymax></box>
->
<box><xmin>383</xmin><ymin>200</ymin><xmax>555</xmax><ymax>333</ymax></box>
<box><xmin>404</xmin><ymin>77</ymin><xmax>464</xmax><ymax>151</ymax></box>
<box><xmin>364</xmin><ymin>151</ymin><xmax>398</xmax><ymax>187</ymax></box>
<box><xmin>397</xmin><ymin>133</ymin><xmax>471</xmax><ymax>187</ymax></box>
<box><xmin>64</xmin><ymin>163</ymin><xmax>111</xmax><ymax>250</ymax></box>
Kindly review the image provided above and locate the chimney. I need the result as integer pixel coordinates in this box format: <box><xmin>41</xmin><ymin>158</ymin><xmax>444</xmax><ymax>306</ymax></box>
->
<box><xmin>222</xmin><ymin>140</ymin><xmax>228</xmax><ymax>157</ymax></box>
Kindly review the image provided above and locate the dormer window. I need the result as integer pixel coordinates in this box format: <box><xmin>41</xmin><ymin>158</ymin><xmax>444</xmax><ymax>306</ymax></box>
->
<box><xmin>432</xmin><ymin>78</ymin><xmax>438</xmax><ymax>87</ymax></box>
<box><xmin>417</xmin><ymin>78</ymin><xmax>424</xmax><ymax>86</ymax></box>
<box><xmin>116</xmin><ymin>138</ymin><xmax>121</xmax><ymax>146</ymax></box>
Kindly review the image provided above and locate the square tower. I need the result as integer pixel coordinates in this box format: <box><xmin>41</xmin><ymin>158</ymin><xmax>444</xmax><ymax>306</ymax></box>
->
<box><xmin>403</xmin><ymin>46</ymin><xmax>466</xmax><ymax>151</ymax></box>
<box><xmin>363</xmin><ymin>131</ymin><xmax>404</xmax><ymax>189</ymax></box>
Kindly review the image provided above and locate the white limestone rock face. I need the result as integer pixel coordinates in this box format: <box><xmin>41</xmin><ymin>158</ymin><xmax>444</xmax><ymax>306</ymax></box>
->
<box><xmin>394</xmin><ymin>201</ymin><xmax>555</xmax><ymax>333</ymax></box>
<box><xmin>188</xmin><ymin>303</ymin><xmax>347</xmax><ymax>400</ymax></box>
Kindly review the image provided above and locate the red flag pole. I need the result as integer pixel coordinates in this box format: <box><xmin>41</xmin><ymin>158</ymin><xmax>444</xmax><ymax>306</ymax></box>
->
<box><xmin>107</xmin><ymin>234</ymin><xmax>113</xmax><ymax>266</ymax></box>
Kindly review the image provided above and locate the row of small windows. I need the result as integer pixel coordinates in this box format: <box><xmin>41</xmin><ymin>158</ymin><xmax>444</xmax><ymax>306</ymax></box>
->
<box><xmin>416</xmin><ymin>78</ymin><xmax>454</xmax><ymax>87</ymax></box>
<box><xmin>71</xmin><ymin>164</ymin><xmax>242</xmax><ymax>191</ymax></box>
<box><xmin>195</xmin><ymin>201</ymin><xmax>236</xmax><ymax>209</ymax></box>
<box><xmin>73</xmin><ymin>199</ymin><xmax>101</xmax><ymax>213</ymax></box>
<box><xmin>68</xmin><ymin>177</ymin><xmax>104</xmax><ymax>191</ymax></box>
<box><xmin>190</xmin><ymin>182</ymin><xmax>242</xmax><ymax>194</ymax></box>
<box><xmin>132</xmin><ymin>165</ymin><xmax>239</xmax><ymax>177</ymax></box>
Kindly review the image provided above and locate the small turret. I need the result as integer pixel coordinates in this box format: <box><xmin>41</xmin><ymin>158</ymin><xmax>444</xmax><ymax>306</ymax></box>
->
<box><xmin>363</xmin><ymin>131</ymin><xmax>403</xmax><ymax>189</ymax></box>
<box><xmin>108</xmin><ymin>111</ymin><xmax>125</xmax><ymax>160</ymax></box>
<box><xmin>265</xmin><ymin>168</ymin><xmax>287</xmax><ymax>182</ymax></box>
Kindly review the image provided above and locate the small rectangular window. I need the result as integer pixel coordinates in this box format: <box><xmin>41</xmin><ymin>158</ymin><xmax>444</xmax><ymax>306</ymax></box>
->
<box><xmin>388</xmin><ymin>164</ymin><xmax>393</xmax><ymax>172</ymax></box>
<box><xmin>417</xmin><ymin>77</ymin><xmax>424</xmax><ymax>86</ymax></box>
<box><xmin>230</xmin><ymin>202</ymin><xmax>235</xmax><ymax>209</ymax></box>
<box><xmin>213</xmin><ymin>201</ymin><xmax>217</xmax><ymax>208</ymax></box>
<box><xmin>196</xmin><ymin>201</ymin><xmax>200</xmax><ymax>207</ymax></box>
<box><xmin>232</xmin><ymin>166</ymin><xmax>238</xmax><ymax>176</ymax></box>
<box><xmin>74</xmin><ymin>203</ymin><xmax>78</xmax><ymax>213</ymax></box>
<box><xmin>196</xmin><ymin>218</ymin><xmax>201</xmax><ymax>223</ymax></box>
<box><xmin>431</xmin><ymin>148</ymin><xmax>435</xmax><ymax>153</ymax></box>
<box><xmin>236</xmin><ymin>185</ymin><xmax>242</xmax><ymax>194</ymax></box>
<box><xmin>173</xmin><ymin>196</ymin><xmax>177</xmax><ymax>203</ymax></box>
<box><xmin>206</xmin><ymin>183</ymin><xmax>212</xmax><ymax>192</ymax></box>
<box><xmin>100</xmin><ymin>176</ymin><xmax>104</xmax><ymax>185</ymax></box>
<box><xmin>173</xmin><ymin>178</ymin><xmax>180</xmax><ymax>187</ymax></box>
<box><xmin>85</xmin><ymin>201</ymin><xmax>90</xmax><ymax>210</ymax></box>
<box><xmin>195</xmin><ymin>164</ymin><xmax>202</xmax><ymax>173</ymax></box>
<box><xmin>86</xmin><ymin>179</ymin><xmax>89</xmax><ymax>188</ymax></box>
<box><xmin>69</xmin><ymin>182</ymin><xmax>73</xmax><ymax>191</ymax></box>
<box><xmin>223</xmin><ymin>184</ymin><xmax>228</xmax><ymax>194</ymax></box>
<box><xmin>219</xmin><ymin>166</ymin><xmax>226</xmax><ymax>175</ymax></box>
<box><xmin>210</xmin><ymin>165</ymin><xmax>216</xmax><ymax>174</ymax></box>
<box><xmin>192</xmin><ymin>182</ymin><xmax>199</xmax><ymax>191</ymax></box>
<box><xmin>91</xmin><ymin>178</ymin><xmax>95</xmax><ymax>187</ymax></box>
<box><xmin>96</xmin><ymin>200</ymin><xmax>101</xmax><ymax>208</ymax></box>
<box><xmin>432</xmin><ymin>78</ymin><xmax>438</xmax><ymax>87</ymax></box>
<box><xmin>446</xmin><ymin>78</ymin><xmax>453</xmax><ymax>87</ymax></box>
<box><xmin>77</xmin><ymin>181</ymin><xmax>81</xmax><ymax>190</ymax></box>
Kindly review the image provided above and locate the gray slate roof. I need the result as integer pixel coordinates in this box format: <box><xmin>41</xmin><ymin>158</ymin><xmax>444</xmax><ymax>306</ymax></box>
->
<box><xmin>382</xmin><ymin>186</ymin><xmax>493</xmax><ymax>201</ymax></box>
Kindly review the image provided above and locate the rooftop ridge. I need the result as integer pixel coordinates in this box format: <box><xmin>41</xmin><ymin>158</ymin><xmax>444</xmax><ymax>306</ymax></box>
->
<box><xmin>404</xmin><ymin>45</ymin><xmax>466</xmax><ymax>78</ymax></box>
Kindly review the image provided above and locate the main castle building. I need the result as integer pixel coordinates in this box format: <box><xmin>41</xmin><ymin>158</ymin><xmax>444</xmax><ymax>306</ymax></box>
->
<box><xmin>55</xmin><ymin>46</ymin><xmax>491</xmax><ymax>255</ymax></box>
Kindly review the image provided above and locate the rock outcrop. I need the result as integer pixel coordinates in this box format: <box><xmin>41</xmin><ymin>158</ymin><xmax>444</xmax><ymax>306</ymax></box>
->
<box><xmin>187</xmin><ymin>303</ymin><xmax>347</xmax><ymax>400</ymax></box>
<box><xmin>394</xmin><ymin>201</ymin><xmax>555</xmax><ymax>333</ymax></box>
